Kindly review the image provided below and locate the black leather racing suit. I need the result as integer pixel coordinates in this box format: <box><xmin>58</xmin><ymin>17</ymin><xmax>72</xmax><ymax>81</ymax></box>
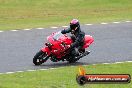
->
<box><xmin>61</xmin><ymin>27</ymin><xmax>85</xmax><ymax>57</ymax></box>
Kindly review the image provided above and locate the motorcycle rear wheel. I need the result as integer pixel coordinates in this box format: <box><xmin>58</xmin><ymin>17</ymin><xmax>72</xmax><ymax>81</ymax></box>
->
<box><xmin>33</xmin><ymin>50</ymin><xmax>47</xmax><ymax>65</ymax></box>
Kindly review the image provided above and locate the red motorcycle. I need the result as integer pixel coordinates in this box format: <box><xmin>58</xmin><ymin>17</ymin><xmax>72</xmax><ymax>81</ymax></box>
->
<box><xmin>33</xmin><ymin>31</ymin><xmax>94</xmax><ymax>65</ymax></box>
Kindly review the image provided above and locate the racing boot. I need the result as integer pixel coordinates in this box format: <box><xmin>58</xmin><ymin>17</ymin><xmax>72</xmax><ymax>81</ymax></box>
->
<box><xmin>75</xmin><ymin>51</ymin><xmax>91</xmax><ymax>60</ymax></box>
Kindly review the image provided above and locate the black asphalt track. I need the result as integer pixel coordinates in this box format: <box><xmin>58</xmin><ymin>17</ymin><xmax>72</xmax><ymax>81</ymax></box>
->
<box><xmin>0</xmin><ymin>22</ymin><xmax>132</xmax><ymax>73</ymax></box>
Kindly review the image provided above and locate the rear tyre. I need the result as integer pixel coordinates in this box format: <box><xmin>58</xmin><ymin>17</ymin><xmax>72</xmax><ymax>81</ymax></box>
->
<box><xmin>33</xmin><ymin>50</ymin><xmax>47</xmax><ymax>65</ymax></box>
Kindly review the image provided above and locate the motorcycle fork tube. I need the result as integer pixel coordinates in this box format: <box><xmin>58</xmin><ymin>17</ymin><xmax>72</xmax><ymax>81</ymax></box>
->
<box><xmin>44</xmin><ymin>54</ymin><xmax>51</xmax><ymax>61</ymax></box>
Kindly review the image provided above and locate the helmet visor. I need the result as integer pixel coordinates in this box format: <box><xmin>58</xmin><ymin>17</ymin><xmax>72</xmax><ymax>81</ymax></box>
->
<box><xmin>70</xmin><ymin>24</ymin><xmax>77</xmax><ymax>30</ymax></box>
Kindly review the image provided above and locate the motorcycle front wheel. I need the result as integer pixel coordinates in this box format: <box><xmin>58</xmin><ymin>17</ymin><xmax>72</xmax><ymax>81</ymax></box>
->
<box><xmin>33</xmin><ymin>50</ymin><xmax>47</xmax><ymax>65</ymax></box>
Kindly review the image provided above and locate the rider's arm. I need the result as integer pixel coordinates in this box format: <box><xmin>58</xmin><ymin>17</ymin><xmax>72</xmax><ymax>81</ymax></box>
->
<box><xmin>71</xmin><ymin>32</ymin><xmax>85</xmax><ymax>48</ymax></box>
<box><xmin>61</xmin><ymin>28</ymin><xmax>71</xmax><ymax>34</ymax></box>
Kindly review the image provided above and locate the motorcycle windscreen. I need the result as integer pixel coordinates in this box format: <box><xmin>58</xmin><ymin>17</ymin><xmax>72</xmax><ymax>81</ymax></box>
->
<box><xmin>53</xmin><ymin>31</ymin><xmax>64</xmax><ymax>40</ymax></box>
<box><xmin>52</xmin><ymin>31</ymin><xmax>72</xmax><ymax>45</ymax></box>
<box><xmin>47</xmin><ymin>31</ymin><xmax>64</xmax><ymax>45</ymax></box>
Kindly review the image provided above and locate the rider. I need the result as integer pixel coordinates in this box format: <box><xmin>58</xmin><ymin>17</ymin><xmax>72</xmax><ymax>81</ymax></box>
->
<box><xmin>61</xmin><ymin>19</ymin><xmax>85</xmax><ymax>59</ymax></box>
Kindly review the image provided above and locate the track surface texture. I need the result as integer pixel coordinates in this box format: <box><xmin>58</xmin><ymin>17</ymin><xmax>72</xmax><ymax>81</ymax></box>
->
<box><xmin>0</xmin><ymin>22</ymin><xmax>132</xmax><ymax>73</ymax></box>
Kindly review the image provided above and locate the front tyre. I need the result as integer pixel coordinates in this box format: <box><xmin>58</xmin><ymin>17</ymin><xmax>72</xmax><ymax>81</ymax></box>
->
<box><xmin>33</xmin><ymin>50</ymin><xmax>47</xmax><ymax>65</ymax></box>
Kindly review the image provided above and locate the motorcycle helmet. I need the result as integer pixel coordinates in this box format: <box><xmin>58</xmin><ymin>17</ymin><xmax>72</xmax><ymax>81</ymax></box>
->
<box><xmin>70</xmin><ymin>19</ymin><xmax>80</xmax><ymax>33</ymax></box>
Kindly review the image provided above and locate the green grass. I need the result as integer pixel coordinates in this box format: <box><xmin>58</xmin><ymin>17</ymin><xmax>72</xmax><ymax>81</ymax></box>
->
<box><xmin>0</xmin><ymin>0</ymin><xmax>132</xmax><ymax>30</ymax></box>
<box><xmin>0</xmin><ymin>62</ymin><xmax>132</xmax><ymax>88</ymax></box>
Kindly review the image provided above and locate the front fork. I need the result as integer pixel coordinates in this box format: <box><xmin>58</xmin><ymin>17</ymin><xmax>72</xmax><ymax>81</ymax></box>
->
<box><xmin>41</xmin><ymin>47</ymin><xmax>51</xmax><ymax>55</ymax></box>
<box><xmin>41</xmin><ymin>47</ymin><xmax>51</xmax><ymax>61</ymax></box>
<box><xmin>43</xmin><ymin>54</ymin><xmax>51</xmax><ymax>62</ymax></box>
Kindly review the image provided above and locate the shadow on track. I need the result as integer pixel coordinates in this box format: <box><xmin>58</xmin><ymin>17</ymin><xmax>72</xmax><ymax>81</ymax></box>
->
<box><xmin>33</xmin><ymin>61</ymin><xmax>91</xmax><ymax>69</ymax></box>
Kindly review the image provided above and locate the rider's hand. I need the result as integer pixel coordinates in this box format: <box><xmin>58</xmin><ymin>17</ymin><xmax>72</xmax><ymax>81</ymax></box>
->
<box><xmin>61</xmin><ymin>29</ymin><xmax>66</xmax><ymax>34</ymax></box>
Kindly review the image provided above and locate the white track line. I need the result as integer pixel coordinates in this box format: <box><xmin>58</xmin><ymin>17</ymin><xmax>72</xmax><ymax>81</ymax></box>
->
<box><xmin>6</xmin><ymin>72</ymin><xmax>15</xmax><ymax>74</ymax></box>
<box><xmin>16</xmin><ymin>71</ymin><xmax>24</xmax><ymax>73</ymax></box>
<box><xmin>36</xmin><ymin>28</ymin><xmax>44</xmax><ymax>30</ymax></box>
<box><xmin>92</xmin><ymin>64</ymin><xmax>97</xmax><ymax>65</ymax></box>
<box><xmin>11</xmin><ymin>30</ymin><xmax>18</xmax><ymax>32</ymax></box>
<box><xmin>102</xmin><ymin>63</ymin><xmax>111</xmax><ymax>64</ymax></box>
<box><xmin>113</xmin><ymin>22</ymin><xmax>120</xmax><ymax>24</ymax></box>
<box><xmin>0</xmin><ymin>31</ymin><xmax>4</xmax><ymax>33</ymax></box>
<box><xmin>0</xmin><ymin>20</ymin><xmax>131</xmax><ymax>32</ymax></box>
<box><xmin>125</xmin><ymin>61</ymin><xmax>132</xmax><ymax>62</ymax></box>
<box><xmin>49</xmin><ymin>68</ymin><xmax>57</xmax><ymax>70</ymax></box>
<box><xmin>27</xmin><ymin>70</ymin><xmax>36</xmax><ymax>72</ymax></box>
<box><xmin>51</xmin><ymin>27</ymin><xmax>58</xmax><ymax>29</ymax></box>
<box><xmin>115</xmin><ymin>62</ymin><xmax>124</xmax><ymax>64</ymax></box>
<box><xmin>101</xmin><ymin>22</ymin><xmax>108</xmax><ymax>24</ymax></box>
<box><xmin>0</xmin><ymin>61</ymin><xmax>132</xmax><ymax>75</ymax></box>
<box><xmin>85</xmin><ymin>24</ymin><xmax>93</xmax><ymax>25</ymax></box>
<box><xmin>62</xmin><ymin>26</ymin><xmax>68</xmax><ymax>28</ymax></box>
<box><xmin>23</xmin><ymin>29</ymin><xmax>30</xmax><ymax>31</ymax></box>
<box><xmin>125</xmin><ymin>21</ymin><xmax>131</xmax><ymax>22</ymax></box>
<box><xmin>0</xmin><ymin>20</ymin><xmax>131</xmax><ymax>74</ymax></box>
<box><xmin>39</xmin><ymin>69</ymin><xmax>48</xmax><ymax>71</ymax></box>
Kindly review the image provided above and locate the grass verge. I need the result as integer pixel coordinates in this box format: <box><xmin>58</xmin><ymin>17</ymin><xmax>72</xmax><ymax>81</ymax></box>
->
<box><xmin>0</xmin><ymin>62</ymin><xmax>131</xmax><ymax>88</ymax></box>
<box><xmin>0</xmin><ymin>0</ymin><xmax>132</xmax><ymax>30</ymax></box>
